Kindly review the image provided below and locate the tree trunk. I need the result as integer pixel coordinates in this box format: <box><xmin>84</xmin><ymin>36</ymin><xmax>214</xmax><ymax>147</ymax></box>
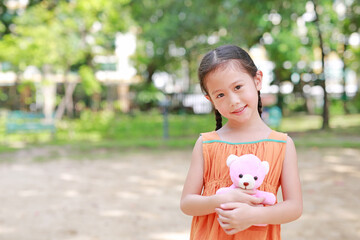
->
<box><xmin>91</xmin><ymin>92</ymin><xmax>101</xmax><ymax>111</ymax></box>
<box><xmin>65</xmin><ymin>83</ymin><xmax>74</xmax><ymax>118</ymax></box>
<box><xmin>340</xmin><ymin>43</ymin><xmax>350</xmax><ymax>114</ymax></box>
<box><xmin>55</xmin><ymin>74</ymin><xmax>77</xmax><ymax>120</ymax></box>
<box><xmin>312</xmin><ymin>0</ymin><xmax>329</xmax><ymax>129</ymax></box>
<box><xmin>62</xmin><ymin>67</ymin><xmax>75</xmax><ymax>118</ymax></box>
<box><xmin>10</xmin><ymin>73</ymin><xmax>20</xmax><ymax>110</ymax></box>
<box><xmin>146</xmin><ymin>63</ymin><xmax>156</xmax><ymax>84</ymax></box>
<box><xmin>42</xmin><ymin>64</ymin><xmax>56</xmax><ymax>120</ymax></box>
<box><xmin>65</xmin><ymin>85</ymin><xmax>74</xmax><ymax>117</ymax></box>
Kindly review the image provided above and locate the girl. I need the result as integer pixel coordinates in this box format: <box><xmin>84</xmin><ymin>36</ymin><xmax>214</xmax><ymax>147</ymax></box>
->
<box><xmin>180</xmin><ymin>45</ymin><xmax>302</xmax><ymax>239</ymax></box>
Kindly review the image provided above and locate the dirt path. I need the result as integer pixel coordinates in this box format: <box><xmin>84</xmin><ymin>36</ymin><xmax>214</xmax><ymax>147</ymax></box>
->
<box><xmin>0</xmin><ymin>146</ymin><xmax>359</xmax><ymax>240</ymax></box>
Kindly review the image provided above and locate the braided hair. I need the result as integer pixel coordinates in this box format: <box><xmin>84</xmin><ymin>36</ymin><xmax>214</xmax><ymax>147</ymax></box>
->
<box><xmin>198</xmin><ymin>45</ymin><xmax>263</xmax><ymax>130</ymax></box>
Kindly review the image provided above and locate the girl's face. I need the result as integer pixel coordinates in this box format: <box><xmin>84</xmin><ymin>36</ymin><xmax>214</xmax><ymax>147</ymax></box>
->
<box><xmin>205</xmin><ymin>63</ymin><xmax>262</xmax><ymax>126</ymax></box>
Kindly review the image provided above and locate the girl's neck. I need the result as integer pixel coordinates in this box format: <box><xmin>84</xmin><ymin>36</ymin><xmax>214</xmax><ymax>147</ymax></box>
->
<box><xmin>226</xmin><ymin>113</ymin><xmax>267</xmax><ymax>130</ymax></box>
<box><xmin>217</xmin><ymin>116</ymin><xmax>271</xmax><ymax>142</ymax></box>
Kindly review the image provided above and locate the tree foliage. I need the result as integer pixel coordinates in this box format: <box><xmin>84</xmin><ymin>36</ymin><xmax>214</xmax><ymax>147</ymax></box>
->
<box><xmin>0</xmin><ymin>0</ymin><xmax>359</xmax><ymax>124</ymax></box>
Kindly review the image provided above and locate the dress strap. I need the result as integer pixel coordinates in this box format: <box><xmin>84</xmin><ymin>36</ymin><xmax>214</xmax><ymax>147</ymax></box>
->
<box><xmin>268</xmin><ymin>130</ymin><xmax>288</xmax><ymax>142</ymax></box>
<box><xmin>201</xmin><ymin>131</ymin><xmax>221</xmax><ymax>142</ymax></box>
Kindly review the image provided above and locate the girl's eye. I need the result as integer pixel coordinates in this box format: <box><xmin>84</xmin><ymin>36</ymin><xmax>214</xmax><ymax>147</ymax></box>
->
<box><xmin>235</xmin><ymin>85</ymin><xmax>242</xmax><ymax>90</ymax></box>
<box><xmin>254</xmin><ymin>176</ymin><xmax>258</xmax><ymax>181</ymax></box>
<box><xmin>239</xmin><ymin>174</ymin><xmax>243</xmax><ymax>178</ymax></box>
<box><xmin>216</xmin><ymin>93</ymin><xmax>224</xmax><ymax>98</ymax></box>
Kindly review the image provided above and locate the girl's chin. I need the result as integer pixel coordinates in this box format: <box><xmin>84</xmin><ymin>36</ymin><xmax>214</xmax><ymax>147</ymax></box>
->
<box><xmin>225</xmin><ymin>111</ymin><xmax>258</xmax><ymax>124</ymax></box>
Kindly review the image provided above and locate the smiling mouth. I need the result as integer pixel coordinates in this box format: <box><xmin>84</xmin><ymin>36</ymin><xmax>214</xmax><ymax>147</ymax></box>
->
<box><xmin>232</xmin><ymin>105</ymin><xmax>247</xmax><ymax>114</ymax></box>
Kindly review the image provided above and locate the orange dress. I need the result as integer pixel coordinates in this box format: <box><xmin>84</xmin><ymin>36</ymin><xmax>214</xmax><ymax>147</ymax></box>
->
<box><xmin>190</xmin><ymin>130</ymin><xmax>287</xmax><ymax>240</ymax></box>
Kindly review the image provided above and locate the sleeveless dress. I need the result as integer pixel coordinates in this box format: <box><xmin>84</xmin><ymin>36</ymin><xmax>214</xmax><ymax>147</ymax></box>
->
<box><xmin>190</xmin><ymin>130</ymin><xmax>287</xmax><ymax>240</ymax></box>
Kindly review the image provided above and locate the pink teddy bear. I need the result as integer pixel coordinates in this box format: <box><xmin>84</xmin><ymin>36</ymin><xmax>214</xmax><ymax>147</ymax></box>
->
<box><xmin>216</xmin><ymin>154</ymin><xmax>276</xmax><ymax>206</ymax></box>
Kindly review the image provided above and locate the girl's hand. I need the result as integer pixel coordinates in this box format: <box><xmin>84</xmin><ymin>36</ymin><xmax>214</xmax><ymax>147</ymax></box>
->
<box><xmin>222</xmin><ymin>188</ymin><xmax>265</xmax><ymax>206</ymax></box>
<box><xmin>215</xmin><ymin>202</ymin><xmax>258</xmax><ymax>235</ymax></box>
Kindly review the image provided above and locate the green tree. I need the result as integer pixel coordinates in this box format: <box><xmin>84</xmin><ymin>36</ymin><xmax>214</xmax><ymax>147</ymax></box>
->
<box><xmin>0</xmin><ymin>0</ymin><xmax>131</xmax><ymax>115</ymax></box>
<box><xmin>218</xmin><ymin>0</ymin><xmax>359</xmax><ymax>129</ymax></box>
<box><xmin>130</xmin><ymin>0</ymin><xmax>220</xmax><ymax>89</ymax></box>
<box><xmin>333</xmin><ymin>0</ymin><xmax>360</xmax><ymax>113</ymax></box>
<box><xmin>0</xmin><ymin>0</ymin><xmax>47</xmax><ymax>39</ymax></box>
<box><xmin>0</xmin><ymin>2</ymin><xmax>85</xmax><ymax>116</ymax></box>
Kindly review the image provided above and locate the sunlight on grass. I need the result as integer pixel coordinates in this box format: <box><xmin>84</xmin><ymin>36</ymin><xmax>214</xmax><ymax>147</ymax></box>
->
<box><xmin>280</xmin><ymin>115</ymin><xmax>322</xmax><ymax>132</ymax></box>
<box><xmin>0</xmin><ymin>112</ymin><xmax>359</xmax><ymax>152</ymax></box>
<box><xmin>280</xmin><ymin>114</ymin><xmax>360</xmax><ymax>133</ymax></box>
<box><xmin>330</xmin><ymin>114</ymin><xmax>360</xmax><ymax>129</ymax></box>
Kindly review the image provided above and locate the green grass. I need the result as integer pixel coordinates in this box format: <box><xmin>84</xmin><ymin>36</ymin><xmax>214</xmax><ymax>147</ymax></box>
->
<box><xmin>279</xmin><ymin>114</ymin><xmax>360</xmax><ymax>132</ymax></box>
<box><xmin>279</xmin><ymin>114</ymin><xmax>360</xmax><ymax>148</ymax></box>
<box><xmin>0</xmin><ymin>111</ymin><xmax>359</xmax><ymax>153</ymax></box>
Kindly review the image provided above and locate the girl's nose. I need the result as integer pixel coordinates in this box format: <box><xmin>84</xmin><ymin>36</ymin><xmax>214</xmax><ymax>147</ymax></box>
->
<box><xmin>229</xmin><ymin>93</ymin><xmax>240</xmax><ymax>106</ymax></box>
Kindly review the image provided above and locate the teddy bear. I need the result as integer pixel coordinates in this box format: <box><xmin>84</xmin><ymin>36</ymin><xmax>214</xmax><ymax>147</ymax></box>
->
<box><xmin>216</xmin><ymin>154</ymin><xmax>276</xmax><ymax>206</ymax></box>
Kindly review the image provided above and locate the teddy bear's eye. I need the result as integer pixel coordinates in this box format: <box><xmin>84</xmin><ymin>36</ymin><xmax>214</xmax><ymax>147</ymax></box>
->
<box><xmin>239</xmin><ymin>174</ymin><xmax>243</xmax><ymax>178</ymax></box>
<box><xmin>254</xmin><ymin>176</ymin><xmax>258</xmax><ymax>180</ymax></box>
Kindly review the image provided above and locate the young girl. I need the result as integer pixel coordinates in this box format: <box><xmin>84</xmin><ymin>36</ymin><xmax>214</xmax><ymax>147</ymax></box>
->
<box><xmin>180</xmin><ymin>45</ymin><xmax>302</xmax><ymax>239</ymax></box>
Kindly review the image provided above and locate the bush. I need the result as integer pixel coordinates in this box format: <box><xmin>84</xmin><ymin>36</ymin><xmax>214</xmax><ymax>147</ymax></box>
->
<box><xmin>55</xmin><ymin>110</ymin><xmax>214</xmax><ymax>142</ymax></box>
<box><xmin>130</xmin><ymin>82</ymin><xmax>165</xmax><ymax>111</ymax></box>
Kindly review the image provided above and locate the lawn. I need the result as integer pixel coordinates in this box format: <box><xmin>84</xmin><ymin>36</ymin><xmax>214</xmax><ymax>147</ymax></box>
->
<box><xmin>280</xmin><ymin>114</ymin><xmax>360</xmax><ymax>148</ymax></box>
<box><xmin>1</xmin><ymin>111</ymin><xmax>359</xmax><ymax>152</ymax></box>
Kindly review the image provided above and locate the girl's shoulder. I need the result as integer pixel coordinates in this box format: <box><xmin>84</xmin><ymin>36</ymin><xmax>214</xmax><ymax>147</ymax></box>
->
<box><xmin>268</xmin><ymin>130</ymin><xmax>288</xmax><ymax>142</ymax></box>
<box><xmin>200</xmin><ymin>131</ymin><xmax>220</xmax><ymax>142</ymax></box>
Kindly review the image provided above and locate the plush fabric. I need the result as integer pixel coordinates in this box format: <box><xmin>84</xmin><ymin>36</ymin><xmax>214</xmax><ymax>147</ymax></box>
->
<box><xmin>216</xmin><ymin>154</ymin><xmax>276</xmax><ymax>206</ymax></box>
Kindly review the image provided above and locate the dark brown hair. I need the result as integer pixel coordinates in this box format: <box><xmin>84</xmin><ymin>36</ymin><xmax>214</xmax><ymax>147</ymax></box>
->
<box><xmin>198</xmin><ymin>45</ymin><xmax>262</xmax><ymax>130</ymax></box>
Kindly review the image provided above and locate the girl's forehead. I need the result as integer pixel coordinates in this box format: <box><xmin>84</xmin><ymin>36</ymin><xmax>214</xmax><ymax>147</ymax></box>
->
<box><xmin>207</xmin><ymin>60</ymin><xmax>252</xmax><ymax>78</ymax></box>
<box><xmin>202</xmin><ymin>60</ymin><xmax>255</xmax><ymax>94</ymax></box>
<box><xmin>214</xmin><ymin>60</ymin><xmax>244</xmax><ymax>72</ymax></box>
<box><xmin>206</xmin><ymin>65</ymin><xmax>252</xmax><ymax>82</ymax></box>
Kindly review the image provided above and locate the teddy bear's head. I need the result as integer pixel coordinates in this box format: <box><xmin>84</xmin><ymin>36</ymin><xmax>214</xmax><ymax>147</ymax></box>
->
<box><xmin>227</xmin><ymin>154</ymin><xmax>269</xmax><ymax>190</ymax></box>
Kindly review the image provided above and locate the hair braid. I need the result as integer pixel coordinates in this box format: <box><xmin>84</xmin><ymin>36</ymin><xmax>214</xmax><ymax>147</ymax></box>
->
<box><xmin>215</xmin><ymin>109</ymin><xmax>222</xmax><ymax>130</ymax></box>
<box><xmin>257</xmin><ymin>91</ymin><xmax>263</xmax><ymax>117</ymax></box>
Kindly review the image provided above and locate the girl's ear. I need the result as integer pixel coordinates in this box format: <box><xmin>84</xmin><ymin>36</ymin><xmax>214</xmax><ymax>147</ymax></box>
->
<box><xmin>254</xmin><ymin>70</ymin><xmax>263</xmax><ymax>91</ymax></box>
<box><xmin>205</xmin><ymin>95</ymin><xmax>213</xmax><ymax>104</ymax></box>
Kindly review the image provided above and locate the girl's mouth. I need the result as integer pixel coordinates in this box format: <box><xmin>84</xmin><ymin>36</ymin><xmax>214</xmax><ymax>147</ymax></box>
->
<box><xmin>232</xmin><ymin>105</ymin><xmax>247</xmax><ymax>114</ymax></box>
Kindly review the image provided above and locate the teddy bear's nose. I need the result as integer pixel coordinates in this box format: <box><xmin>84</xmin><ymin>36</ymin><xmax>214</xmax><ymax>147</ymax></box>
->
<box><xmin>243</xmin><ymin>182</ymin><xmax>249</xmax><ymax>187</ymax></box>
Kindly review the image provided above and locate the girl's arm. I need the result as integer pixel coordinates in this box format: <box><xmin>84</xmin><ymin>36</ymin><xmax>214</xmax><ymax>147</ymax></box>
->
<box><xmin>180</xmin><ymin>136</ymin><xmax>264</xmax><ymax>217</ymax></box>
<box><xmin>216</xmin><ymin>136</ymin><xmax>303</xmax><ymax>234</ymax></box>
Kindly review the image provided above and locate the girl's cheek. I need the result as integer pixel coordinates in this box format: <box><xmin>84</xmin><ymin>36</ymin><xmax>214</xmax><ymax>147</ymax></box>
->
<box><xmin>216</xmin><ymin>100</ymin><xmax>225</xmax><ymax>109</ymax></box>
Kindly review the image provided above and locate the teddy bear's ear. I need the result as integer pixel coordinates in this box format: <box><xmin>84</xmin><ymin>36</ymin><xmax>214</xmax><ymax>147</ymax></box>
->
<box><xmin>261</xmin><ymin>161</ymin><xmax>270</xmax><ymax>174</ymax></box>
<box><xmin>226</xmin><ymin>154</ymin><xmax>238</xmax><ymax>167</ymax></box>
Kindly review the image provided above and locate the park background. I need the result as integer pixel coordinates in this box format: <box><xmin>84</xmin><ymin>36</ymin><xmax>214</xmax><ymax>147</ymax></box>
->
<box><xmin>0</xmin><ymin>0</ymin><xmax>359</xmax><ymax>239</ymax></box>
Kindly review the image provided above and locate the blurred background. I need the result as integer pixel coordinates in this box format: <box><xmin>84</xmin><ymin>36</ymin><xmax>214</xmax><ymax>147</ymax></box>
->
<box><xmin>0</xmin><ymin>0</ymin><xmax>359</xmax><ymax>240</ymax></box>
<box><xmin>0</xmin><ymin>0</ymin><xmax>359</xmax><ymax>148</ymax></box>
